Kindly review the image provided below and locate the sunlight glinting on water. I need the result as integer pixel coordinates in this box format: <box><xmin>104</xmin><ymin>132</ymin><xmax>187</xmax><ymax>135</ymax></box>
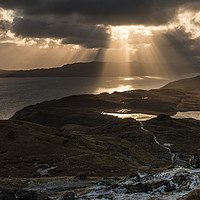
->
<box><xmin>173</xmin><ymin>111</ymin><xmax>200</xmax><ymax>121</ymax></box>
<box><xmin>102</xmin><ymin>110</ymin><xmax>200</xmax><ymax>121</ymax></box>
<box><xmin>144</xmin><ymin>76</ymin><xmax>169</xmax><ymax>80</ymax></box>
<box><xmin>94</xmin><ymin>85</ymin><xmax>133</xmax><ymax>94</ymax></box>
<box><xmin>102</xmin><ymin>112</ymin><xmax>156</xmax><ymax>121</ymax></box>
<box><xmin>123</xmin><ymin>77</ymin><xmax>143</xmax><ymax>81</ymax></box>
<box><xmin>103</xmin><ymin>111</ymin><xmax>200</xmax><ymax>121</ymax></box>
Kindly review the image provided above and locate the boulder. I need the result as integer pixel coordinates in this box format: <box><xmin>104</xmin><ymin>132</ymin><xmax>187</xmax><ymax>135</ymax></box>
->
<box><xmin>124</xmin><ymin>180</ymin><xmax>175</xmax><ymax>194</ymax></box>
<box><xmin>189</xmin><ymin>154</ymin><xmax>200</xmax><ymax>168</ymax></box>
<box><xmin>62</xmin><ymin>192</ymin><xmax>75</xmax><ymax>200</ymax></box>
<box><xmin>75</xmin><ymin>173</ymin><xmax>87</xmax><ymax>180</ymax></box>
<box><xmin>129</xmin><ymin>172</ymin><xmax>140</xmax><ymax>182</ymax></box>
<box><xmin>124</xmin><ymin>183</ymin><xmax>150</xmax><ymax>193</ymax></box>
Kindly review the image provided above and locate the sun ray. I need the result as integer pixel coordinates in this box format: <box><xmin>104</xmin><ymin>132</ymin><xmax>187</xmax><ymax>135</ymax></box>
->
<box><xmin>97</xmin><ymin>24</ymin><xmax>192</xmax><ymax>77</ymax></box>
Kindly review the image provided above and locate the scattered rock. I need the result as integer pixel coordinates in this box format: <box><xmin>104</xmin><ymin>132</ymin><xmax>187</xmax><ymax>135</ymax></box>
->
<box><xmin>124</xmin><ymin>182</ymin><xmax>149</xmax><ymax>193</ymax></box>
<box><xmin>0</xmin><ymin>188</ymin><xmax>49</xmax><ymax>200</ymax></box>
<box><xmin>62</xmin><ymin>192</ymin><xmax>75</xmax><ymax>200</ymax></box>
<box><xmin>172</xmin><ymin>173</ymin><xmax>188</xmax><ymax>184</ymax></box>
<box><xmin>124</xmin><ymin>180</ymin><xmax>175</xmax><ymax>194</ymax></box>
<box><xmin>118</xmin><ymin>134</ymin><xmax>129</xmax><ymax>139</ymax></box>
<box><xmin>129</xmin><ymin>172</ymin><xmax>140</xmax><ymax>182</ymax></box>
<box><xmin>107</xmin><ymin>145</ymin><xmax>117</xmax><ymax>152</ymax></box>
<box><xmin>97</xmin><ymin>194</ymin><xmax>113</xmax><ymax>199</ymax></box>
<box><xmin>189</xmin><ymin>153</ymin><xmax>200</xmax><ymax>168</ymax></box>
<box><xmin>75</xmin><ymin>173</ymin><xmax>87</xmax><ymax>180</ymax></box>
<box><xmin>64</xmin><ymin>134</ymin><xmax>82</xmax><ymax>140</ymax></box>
<box><xmin>112</xmin><ymin>177</ymin><xmax>120</xmax><ymax>182</ymax></box>
<box><xmin>179</xmin><ymin>154</ymin><xmax>185</xmax><ymax>159</ymax></box>
<box><xmin>150</xmin><ymin>180</ymin><xmax>175</xmax><ymax>192</ymax></box>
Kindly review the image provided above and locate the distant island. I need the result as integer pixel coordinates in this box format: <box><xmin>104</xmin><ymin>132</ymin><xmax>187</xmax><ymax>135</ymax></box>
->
<box><xmin>0</xmin><ymin>61</ymin><xmax>199</xmax><ymax>77</ymax></box>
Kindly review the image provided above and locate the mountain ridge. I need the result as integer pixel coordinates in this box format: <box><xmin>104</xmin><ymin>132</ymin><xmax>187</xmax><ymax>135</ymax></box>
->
<box><xmin>0</xmin><ymin>61</ymin><xmax>196</xmax><ymax>77</ymax></box>
<box><xmin>161</xmin><ymin>75</ymin><xmax>200</xmax><ymax>90</ymax></box>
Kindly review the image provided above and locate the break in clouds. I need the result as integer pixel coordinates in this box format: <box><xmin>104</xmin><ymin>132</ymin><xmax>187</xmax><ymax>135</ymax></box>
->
<box><xmin>0</xmin><ymin>0</ymin><xmax>200</xmax><ymax>61</ymax></box>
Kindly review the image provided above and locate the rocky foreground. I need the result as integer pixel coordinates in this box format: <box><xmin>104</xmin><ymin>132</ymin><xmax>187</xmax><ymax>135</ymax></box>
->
<box><xmin>1</xmin><ymin>166</ymin><xmax>200</xmax><ymax>199</ymax></box>
<box><xmin>0</xmin><ymin>75</ymin><xmax>200</xmax><ymax>199</ymax></box>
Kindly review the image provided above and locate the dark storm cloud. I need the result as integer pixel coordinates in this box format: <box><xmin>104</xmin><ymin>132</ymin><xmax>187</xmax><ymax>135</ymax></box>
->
<box><xmin>0</xmin><ymin>20</ymin><xmax>11</xmax><ymax>32</ymax></box>
<box><xmin>12</xmin><ymin>17</ymin><xmax>110</xmax><ymax>48</ymax></box>
<box><xmin>62</xmin><ymin>32</ymin><xmax>109</xmax><ymax>48</ymax></box>
<box><xmin>162</xmin><ymin>28</ymin><xmax>200</xmax><ymax>56</ymax></box>
<box><xmin>128</xmin><ymin>27</ymin><xmax>200</xmax><ymax>59</ymax></box>
<box><xmin>62</xmin><ymin>37</ymin><xmax>108</xmax><ymax>48</ymax></box>
<box><xmin>183</xmin><ymin>2</ymin><xmax>200</xmax><ymax>11</ymax></box>
<box><xmin>1</xmin><ymin>0</ymin><xmax>200</xmax><ymax>25</ymax></box>
<box><xmin>1</xmin><ymin>0</ymin><xmax>200</xmax><ymax>48</ymax></box>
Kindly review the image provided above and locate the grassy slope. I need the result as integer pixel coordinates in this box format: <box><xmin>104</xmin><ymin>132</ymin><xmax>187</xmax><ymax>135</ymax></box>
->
<box><xmin>145</xmin><ymin>115</ymin><xmax>200</xmax><ymax>158</ymax></box>
<box><xmin>0</xmin><ymin>118</ymin><xmax>169</xmax><ymax>178</ymax></box>
<box><xmin>1</xmin><ymin>115</ymin><xmax>200</xmax><ymax>178</ymax></box>
<box><xmin>1</xmin><ymin>75</ymin><xmax>200</xmax><ymax>178</ymax></box>
<box><xmin>162</xmin><ymin>75</ymin><xmax>200</xmax><ymax>90</ymax></box>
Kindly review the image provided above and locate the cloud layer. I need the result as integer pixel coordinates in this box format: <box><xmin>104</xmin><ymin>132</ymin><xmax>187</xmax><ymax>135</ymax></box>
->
<box><xmin>12</xmin><ymin>17</ymin><xmax>110</xmax><ymax>48</ymax></box>
<box><xmin>1</xmin><ymin>0</ymin><xmax>199</xmax><ymax>25</ymax></box>
<box><xmin>0</xmin><ymin>0</ymin><xmax>200</xmax><ymax>64</ymax></box>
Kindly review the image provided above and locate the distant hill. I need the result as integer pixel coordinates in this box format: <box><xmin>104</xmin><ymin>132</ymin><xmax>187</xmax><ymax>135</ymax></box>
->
<box><xmin>0</xmin><ymin>61</ymin><xmax>145</xmax><ymax>77</ymax></box>
<box><xmin>161</xmin><ymin>75</ymin><xmax>200</xmax><ymax>91</ymax></box>
<box><xmin>0</xmin><ymin>61</ymin><xmax>195</xmax><ymax>77</ymax></box>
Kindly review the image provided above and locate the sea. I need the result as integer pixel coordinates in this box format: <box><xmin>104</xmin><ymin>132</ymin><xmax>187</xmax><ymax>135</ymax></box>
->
<box><xmin>0</xmin><ymin>74</ymin><xmax>198</xmax><ymax>120</ymax></box>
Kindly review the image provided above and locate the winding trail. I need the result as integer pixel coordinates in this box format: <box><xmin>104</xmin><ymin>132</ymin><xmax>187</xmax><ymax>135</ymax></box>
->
<box><xmin>139</xmin><ymin>121</ymin><xmax>176</xmax><ymax>163</ymax></box>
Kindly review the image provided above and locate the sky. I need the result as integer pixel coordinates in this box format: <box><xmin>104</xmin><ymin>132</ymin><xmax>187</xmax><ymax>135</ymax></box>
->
<box><xmin>0</xmin><ymin>0</ymin><xmax>200</xmax><ymax>70</ymax></box>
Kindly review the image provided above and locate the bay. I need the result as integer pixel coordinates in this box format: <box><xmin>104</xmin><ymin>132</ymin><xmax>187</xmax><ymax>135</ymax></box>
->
<box><xmin>0</xmin><ymin>74</ymin><xmax>197</xmax><ymax>119</ymax></box>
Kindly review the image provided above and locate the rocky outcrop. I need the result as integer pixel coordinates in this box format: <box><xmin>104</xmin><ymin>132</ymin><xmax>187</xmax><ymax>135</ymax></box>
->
<box><xmin>0</xmin><ymin>188</ymin><xmax>49</xmax><ymax>200</ymax></box>
<box><xmin>123</xmin><ymin>180</ymin><xmax>176</xmax><ymax>194</ymax></box>
<box><xmin>189</xmin><ymin>154</ymin><xmax>200</xmax><ymax>168</ymax></box>
<box><xmin>75</xmin><ymin>174</ymin><xmax>87</xmax><ymax>180</ymax></box>
<box><xmin>62</xmin><ymin>192</ymin><xmax>75</xmax><ymax>200</ymax></box>
<box><xmin>129</xmin><ymin>172</ymin><xmax>141</xmax><ymax>182</ymax></box>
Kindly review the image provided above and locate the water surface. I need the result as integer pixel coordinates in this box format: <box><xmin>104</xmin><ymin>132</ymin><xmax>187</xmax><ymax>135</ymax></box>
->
<box><xmin>0</xmin><ymin>74</ymin><xmax>198</xmax><ymax>119</ymax></box>
<box><xmin>173</xmin><ymin>111</ymin><xmax>200</xmax><ymax>121</ymax></box>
